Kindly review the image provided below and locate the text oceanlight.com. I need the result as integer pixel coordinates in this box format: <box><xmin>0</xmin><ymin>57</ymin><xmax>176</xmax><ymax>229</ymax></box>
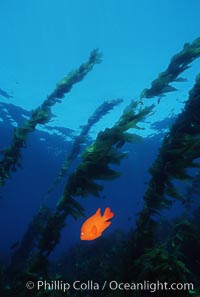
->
<box><xmin>26</xmin><ymin>280</ymin><xmax>194</xmax><ymax>293</ymax></box>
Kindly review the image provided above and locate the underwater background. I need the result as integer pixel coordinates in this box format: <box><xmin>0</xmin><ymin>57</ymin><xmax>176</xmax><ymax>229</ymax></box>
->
<box><xmin>1</xmin><ymin>0</ymin><xmax>200</xmax><ymax>296</ymax></box>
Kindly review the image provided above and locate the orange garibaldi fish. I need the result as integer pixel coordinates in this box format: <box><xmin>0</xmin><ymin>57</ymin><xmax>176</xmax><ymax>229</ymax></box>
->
<box><xmin>80</xmin><ymin>207</ymin><xmax>114</xmax><ymax>240</ymax></box>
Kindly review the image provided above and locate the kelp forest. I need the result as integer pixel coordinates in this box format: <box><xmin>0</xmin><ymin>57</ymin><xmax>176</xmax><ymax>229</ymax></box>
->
<box><xmin>1</xmin><ymin>37</ymin><xmax>200</xmax><ymax>297</ymax></box>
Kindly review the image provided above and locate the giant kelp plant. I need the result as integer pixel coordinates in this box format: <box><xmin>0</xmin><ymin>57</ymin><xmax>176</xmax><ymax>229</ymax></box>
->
<box><xmin>1</xmin><ymin>36</ymin><xmax>200</xmax><ymax>297</ymax></box>
<box><xmin>0</xmin><ymin>49</ymin><xmax>102</xmax><ymax>186</ymax></box>
<box><xmin>129</xmin><ymin>40</ymin><xmax>200</xmax><ymax>296</ymax></box>
<box><xmin>135</xmin><ymin>74</ymin><xmax>200</xmax><ymax>250</ymax></box>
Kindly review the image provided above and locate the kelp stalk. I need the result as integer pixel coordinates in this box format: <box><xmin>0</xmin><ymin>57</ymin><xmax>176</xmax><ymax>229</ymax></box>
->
<box><xmin>0</xmin><ymin>49</ymin><xmax>102</xmax><ymax>186</ymax></box>
<box><xmin>48</xmin><ymin>98</ymin><xmax>123</xmax><ymax>192</ymax></box>
<box><xmin>136</xmin><ymin>73</ymin><xmax>200</xmax><ymax>250</ymax></box>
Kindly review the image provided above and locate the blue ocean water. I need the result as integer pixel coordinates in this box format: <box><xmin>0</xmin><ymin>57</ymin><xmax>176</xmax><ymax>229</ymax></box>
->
<box><xmin>1</xmin><ymin>1</ymin><xmax>200</xmax><ymax>295</ymax></box>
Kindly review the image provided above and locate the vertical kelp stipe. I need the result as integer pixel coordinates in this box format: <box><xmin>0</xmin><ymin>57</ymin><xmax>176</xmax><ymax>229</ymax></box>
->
<box><xmin>7</xmin><ymin>205</ymin><xmax>51</xmax><ymax>275</ymax></box>
<box><xmin>0</xmin><ymin>49</ymin><xmax>102</xmax><ymax>186</ymax></box>
<box><xmin>48</xmin><ymin>98</ymin><xmax>123</xmax><ymax>193</ymax></box>
<box><xmin>124</xmin><ymin>75</ymin><xmax>200</xmax><ymax>296</ymax></box>
<box><xmin>135</xmin><ymin>74</ymin><xmax>200</xmax><ymax>252</ymax></box>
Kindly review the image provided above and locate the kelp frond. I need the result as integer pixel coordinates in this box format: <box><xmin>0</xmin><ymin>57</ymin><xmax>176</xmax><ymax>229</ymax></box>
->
<box><xmin>116</xmin><ymin>100</ymin><xmax>154</xmax><ymax>130</ymax></box>
<box><xmin>140</xmin><ymin>37</ymin><xmax>200</xmax><ymax>99</ymax></box>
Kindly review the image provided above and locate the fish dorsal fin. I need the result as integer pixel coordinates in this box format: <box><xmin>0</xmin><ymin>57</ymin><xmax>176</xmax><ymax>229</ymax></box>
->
<box><xmin>91</xmin><ymin>225</ymin><xmax>97</xmax><ymax>235</ymax></box>
<box><xmin>95</xmin><ymin>208</ymin><xmax>101</xmax><ymax>216</ymax></box>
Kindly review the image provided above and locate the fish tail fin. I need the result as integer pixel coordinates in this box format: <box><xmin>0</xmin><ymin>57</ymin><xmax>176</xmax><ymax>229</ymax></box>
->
<box><xmin>103</xmin><ymin>207</ymin><xmax>114</xmax><ymax>220</ymax></box>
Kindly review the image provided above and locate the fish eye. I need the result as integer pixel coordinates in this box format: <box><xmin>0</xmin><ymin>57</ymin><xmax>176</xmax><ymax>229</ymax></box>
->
<box><xmin>81</xmin><ymin>232</ymin><xmax>85</xmax><ymax>235</ymax></box>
